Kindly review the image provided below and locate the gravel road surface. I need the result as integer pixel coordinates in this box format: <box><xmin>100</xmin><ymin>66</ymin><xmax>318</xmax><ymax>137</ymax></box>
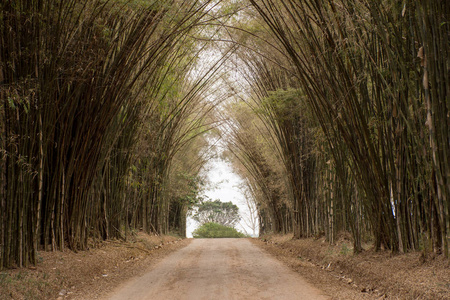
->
<box><xmin>104</xmin><ymin>238</ymin><xmax>329</xmax><ymax>300</ymax></box>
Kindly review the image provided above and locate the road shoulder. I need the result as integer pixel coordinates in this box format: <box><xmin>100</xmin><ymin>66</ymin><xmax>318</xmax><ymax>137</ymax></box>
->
<box><xmin>251</xmin><ymin>234</ymin><xmax>449</xmax><ymax>300</ymax></box>
<box><xmin>0</xmin><ymin>233</ymin><xmax>190</xmax><ymax>300</ymax></box>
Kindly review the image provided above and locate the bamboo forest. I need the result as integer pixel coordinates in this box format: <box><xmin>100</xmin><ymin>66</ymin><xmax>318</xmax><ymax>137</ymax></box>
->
<box><xmin>1</xmin><ymin>0</ymin><xmax>449</xmax><ymax>274</ymax></box>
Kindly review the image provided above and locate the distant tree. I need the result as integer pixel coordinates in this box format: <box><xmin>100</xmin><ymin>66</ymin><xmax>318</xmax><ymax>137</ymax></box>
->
<box><xmin>193</xmin><ymin>222</ymin><xmax>246</xmax><ymax>238</ymax></box>
<box><xmin>193</xmin><ymin>200</ymin><xmax>240</xmax><ymax>227</ymax></box>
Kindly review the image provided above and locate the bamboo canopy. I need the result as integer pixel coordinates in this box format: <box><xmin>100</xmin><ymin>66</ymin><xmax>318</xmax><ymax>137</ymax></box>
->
<box><xmin>1</xmin><ymin>0</ymin><xmax>449</xmax><ymax>269</ymax></box>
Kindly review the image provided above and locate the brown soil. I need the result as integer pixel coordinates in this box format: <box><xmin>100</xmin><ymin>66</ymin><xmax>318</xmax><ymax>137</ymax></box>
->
<box><xmin>0</xmin><ymin>233</ymin><xmax>190</xmax><ymax>300</ymax></box>
<box><xmin>104</xmin><ymin>238</ymin><xmax>328</xmax><ymax>300</ymax></box>
<box><xmin>252</xmin><ymin>233</ymin><xmax>450</xmax><ymax>300</ymax></box>
<box><xmin>1</xmin><ymin>233</ymin><xmax>449</xmax><ymax>300</ymax></box>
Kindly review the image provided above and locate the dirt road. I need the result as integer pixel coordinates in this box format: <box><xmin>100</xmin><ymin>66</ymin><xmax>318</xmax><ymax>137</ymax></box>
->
<box><xmin>104</xmin><ymin>238</ymin><xmax>329</xmax><ymax>300</ymax></box>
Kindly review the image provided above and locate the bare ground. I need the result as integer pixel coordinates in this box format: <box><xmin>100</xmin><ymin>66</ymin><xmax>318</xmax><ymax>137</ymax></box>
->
<box><xmin>0</xmin><ymin>233</ymin><xmax>189</xmax><ymax>300</ymax></box>
<box><xmin>1</xmin><ymin>233</ymin><xmax>449</xmax><ymax>299</ymax></box>
<box><xmin>103</xmin><ymin>238</ymin><xmax>328</xmax><ymax>300</ymax></box>
<box><xmin>253</xmin><ymin>234</ymin><xmax>450</xmax><ymax>300</ymax></box>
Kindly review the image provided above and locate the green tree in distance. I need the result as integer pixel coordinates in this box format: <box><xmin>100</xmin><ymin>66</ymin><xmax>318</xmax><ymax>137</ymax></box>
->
<box><xmin>193</xmin><ymin>200</ymin><xmax>240</xmax><ymax>228</ymax></box>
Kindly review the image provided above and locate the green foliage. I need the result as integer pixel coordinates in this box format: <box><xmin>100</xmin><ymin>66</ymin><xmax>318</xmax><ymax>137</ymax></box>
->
<box><xmin>192</xmin><ymin>222</ymin><xmax>246</xmax><ymax>238</ymax></box>
<box><xmin>172</xmin><ymin>173</ymin><xmax>205</xmax><ymax>208</ymax></box>
<box><xmin>263</xmin><ymin>89</ymin><xmax>304</xmax><ymax>120</ymax></box>
<box><xmin>193</xmin><ymin>200</ymin><xmax>240</xmax><ymax>227</ymax></box>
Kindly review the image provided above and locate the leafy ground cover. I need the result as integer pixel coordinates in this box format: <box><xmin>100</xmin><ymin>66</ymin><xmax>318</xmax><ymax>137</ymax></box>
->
<box><xmin>253</xmin><ymin>234</ymin><xmax>450</xmax><ymax>300</ymax></box>
<box><xmin>0</xmin><ymin>233</ymin><xmax>189</xmax><ymax>300</ymax></box>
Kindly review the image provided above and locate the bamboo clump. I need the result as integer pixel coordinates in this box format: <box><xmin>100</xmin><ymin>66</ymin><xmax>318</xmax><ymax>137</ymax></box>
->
<box><xmin>0</xmin><ymin>0</ymin><xmax>220</xmax><ymax>269</ymax></box>
<box><xmin>225</xmin><ymin>0</ymin><xmax>448</xmax><ymax>256</ymax></box>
